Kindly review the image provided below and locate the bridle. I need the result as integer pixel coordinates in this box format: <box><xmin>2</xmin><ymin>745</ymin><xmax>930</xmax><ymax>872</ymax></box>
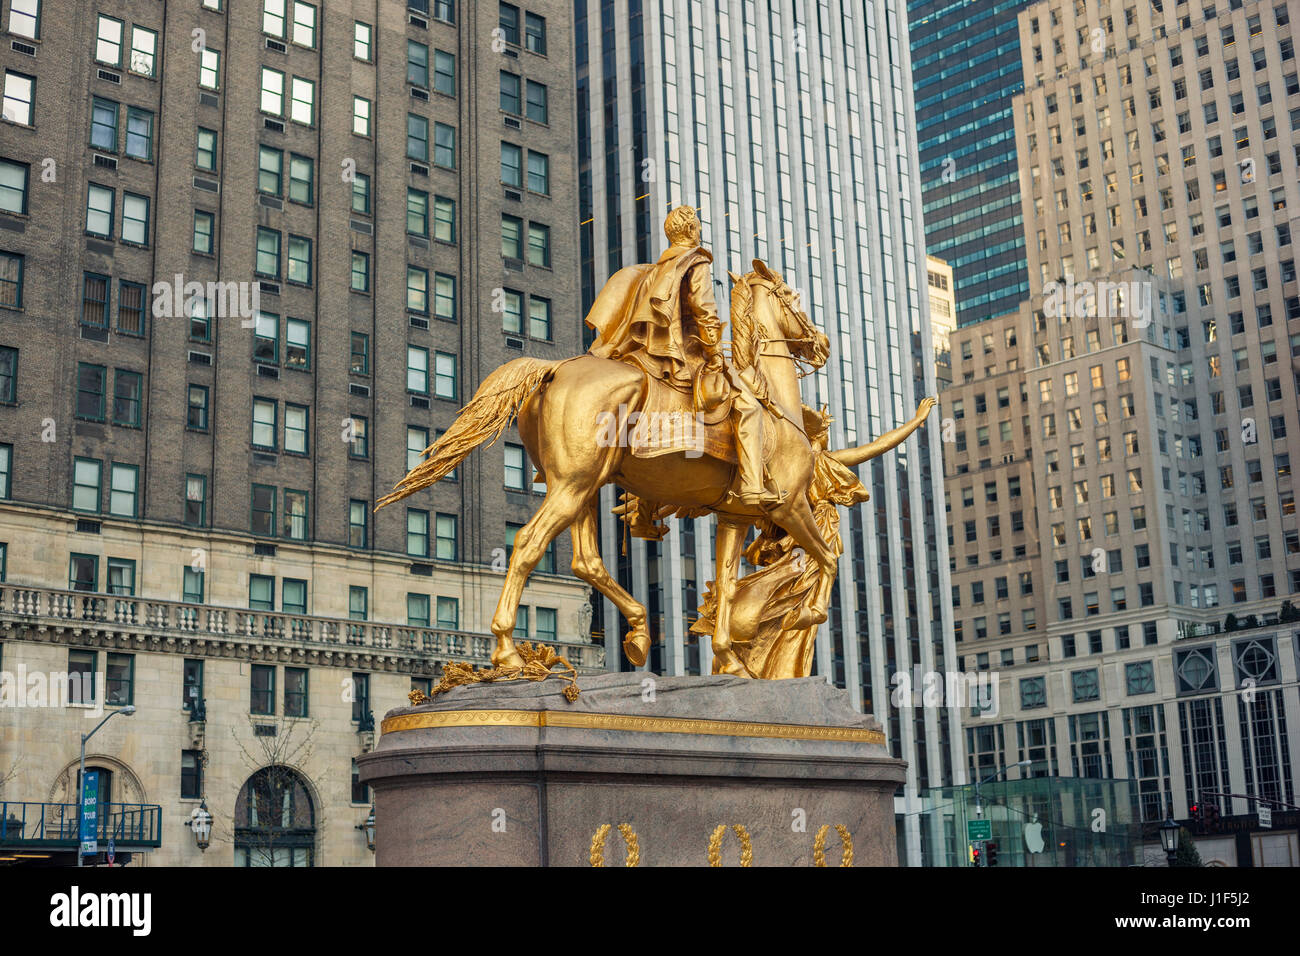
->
<box><xmin>752</xmin><ymin>279</ymin><xmax>825</xmax><ymax>378</ymax></box>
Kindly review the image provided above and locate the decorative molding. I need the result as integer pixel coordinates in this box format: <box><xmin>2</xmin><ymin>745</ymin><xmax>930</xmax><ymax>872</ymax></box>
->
<box><xmin>380</xmin><ymin>708</ymin><xmax>887</xmax><ymax>744</ymax></box>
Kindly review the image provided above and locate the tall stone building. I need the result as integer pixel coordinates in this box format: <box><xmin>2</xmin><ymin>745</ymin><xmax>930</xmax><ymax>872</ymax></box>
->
<box><xmin>927</xmin><ymin>255</ymin><xmax>956</xmax><ymax>388</ymax></box>
<box><xmin>941</xmin><ymin>0</ymin><xmax>1300</xmax><ymax>865</ymax></box>
<box><xmin>0</xmin><ymin>0</ymin><xmax>599</xmax><ymax>866</ymax></box>
<box><xmin>572</xmin><ymin>0</ymin><xmax>960</xmax><ymax>864</ymax></box>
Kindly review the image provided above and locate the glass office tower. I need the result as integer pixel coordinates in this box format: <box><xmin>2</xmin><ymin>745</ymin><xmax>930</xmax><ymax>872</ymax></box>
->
<box><xmin>574</xmin><ymin>0</ymin><xmax>962</xmax><ymax>863</ymax></box>
<box><xmin>908</xmin><ymin>0</ymin><xmax>1034</xmax><ymax>326</ymax></box>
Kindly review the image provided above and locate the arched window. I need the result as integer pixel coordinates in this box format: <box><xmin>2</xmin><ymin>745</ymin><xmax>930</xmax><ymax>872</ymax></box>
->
<box><xmin>233</xmin><ymin>767</ymin><xmax>315</xmax><ymax>867</ymax></box>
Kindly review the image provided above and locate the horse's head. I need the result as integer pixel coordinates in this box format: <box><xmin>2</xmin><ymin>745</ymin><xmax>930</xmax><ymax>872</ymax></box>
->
<box><xmin>746</xmin><ymin>259</ymin><xmax>829</xmax><ymax>370</ymax></box>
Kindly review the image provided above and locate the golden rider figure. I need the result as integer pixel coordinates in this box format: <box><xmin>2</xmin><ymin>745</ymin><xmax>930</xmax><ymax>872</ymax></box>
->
<box><xmin>589</xmin><ymin>205</ymin><xmax>780</xmax><ymax>506</ymax></box>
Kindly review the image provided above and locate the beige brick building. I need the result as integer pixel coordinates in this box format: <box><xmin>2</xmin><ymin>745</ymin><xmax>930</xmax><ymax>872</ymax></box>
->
<box><xmin>0</xmin><ymin>0</ymin><xmax>601</xmax><ymax>866</ymax></box>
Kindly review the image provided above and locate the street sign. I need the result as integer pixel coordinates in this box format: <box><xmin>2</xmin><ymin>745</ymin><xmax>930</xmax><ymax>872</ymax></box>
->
<box><xmin>1258</xmin><ymin>804</ymin><xmax>1272</xmax><ymax>829</ymax></box>
<box><xmin>79</xmin><ymin>770</ymin><xmax>99</xmax><ymax>857</ymax></box>
<box><xmin>967</xmin><ymin>819</ymin><xmax>992</xmax><ymax>842</ymax></box>
<box><xmin>107</xmin><ymin>838</ymin><xmax>115</xmax><ymax>865</ymax></box>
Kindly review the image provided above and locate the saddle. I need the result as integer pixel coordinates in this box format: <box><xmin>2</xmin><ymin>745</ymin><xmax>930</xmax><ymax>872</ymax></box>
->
<box><xmin>628</xmin><ymin>375</ymin><xmax>776</xmax><ymax>465</ymax></box>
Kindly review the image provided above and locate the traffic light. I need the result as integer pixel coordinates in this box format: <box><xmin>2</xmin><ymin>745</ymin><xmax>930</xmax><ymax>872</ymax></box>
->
<box><xmin>986</xmin><ymin>841</ymin><xmax>1000</xmax><ymax>866</ymax></box>
<box><xmin>970</xmin><ymin>844</ymin><xmax>982</xmax><ymax>867</ymax></box>
<box><xmin>1189</xmin><ymin>803</ymin><xmax>1201</xmax><ymax>833</ymax></box>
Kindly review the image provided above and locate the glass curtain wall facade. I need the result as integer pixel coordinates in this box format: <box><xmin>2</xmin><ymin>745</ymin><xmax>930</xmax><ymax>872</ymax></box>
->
<box><xmin>908</xmin><ymin>0</ymin><xmax>1034</xmax><ymax>326</ymax></box>
<box><xmin>574</xmin><ymin>0</ymin><xmax>961</xmax><ymax>864</ymax></box>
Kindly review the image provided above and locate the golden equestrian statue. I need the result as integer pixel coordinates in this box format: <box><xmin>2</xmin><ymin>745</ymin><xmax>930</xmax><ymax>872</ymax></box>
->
<box><xmin>377</xmin><ymin>206</ymin><xmax>934</xmax><ymax>679</ymax></box>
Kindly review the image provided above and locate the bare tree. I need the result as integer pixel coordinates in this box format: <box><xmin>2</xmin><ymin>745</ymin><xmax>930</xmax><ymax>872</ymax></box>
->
<box><xmin>204</xmin><ymin>718</ymin><xmax>320</xmax><ymax>866</ymax></box>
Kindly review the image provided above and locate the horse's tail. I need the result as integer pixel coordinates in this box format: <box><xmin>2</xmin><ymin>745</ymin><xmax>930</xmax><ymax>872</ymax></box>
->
<box><xmin>376</xmin><ymin>357</ymin><xmax>560</xmax><ymax>510</ymax></box>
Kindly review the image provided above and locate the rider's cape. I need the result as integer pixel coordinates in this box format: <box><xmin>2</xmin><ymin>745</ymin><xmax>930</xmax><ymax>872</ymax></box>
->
<box><xmin>585</xmin><ymin>244</ymin><xmax>713</xmax><ymax>392</ymax></box>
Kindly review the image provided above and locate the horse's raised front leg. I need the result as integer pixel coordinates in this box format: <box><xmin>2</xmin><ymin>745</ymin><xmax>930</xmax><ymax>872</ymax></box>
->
<box><xmin>711</xmin><ymin>518</ymin><xmax>753</xmax><ymax>677</ymax></box>
<box><xmin>570</xmin><ymin>501</ymin><xmax>650</xmax><ymax>666</ymax></box>
<box><xmin>490</xmin><ymin>485</ymin><xmax>587</xmax><ymax>668</ymax></box>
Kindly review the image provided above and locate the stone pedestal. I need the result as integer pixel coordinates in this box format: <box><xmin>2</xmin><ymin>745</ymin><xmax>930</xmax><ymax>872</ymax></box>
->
<box><xmin>356</xmin><ymin>673</ymin><xmax>905</xmax><ymax>866</ymax></box>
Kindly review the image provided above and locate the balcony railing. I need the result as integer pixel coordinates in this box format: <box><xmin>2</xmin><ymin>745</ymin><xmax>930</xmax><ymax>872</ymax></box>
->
<box><xmin>0</xmin><ymin>584</ymin><xmax>605</xmax><ymax>671</ymax></box>
<box><xmin>0</xmin><ymin>800</ymin><xmax>162</xmax><ymax>849</ymax></box>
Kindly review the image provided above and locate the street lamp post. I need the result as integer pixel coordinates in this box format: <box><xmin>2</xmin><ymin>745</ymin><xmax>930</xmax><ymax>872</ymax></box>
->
<box><xmin>1159</xmin><ymin>816</ymin><xmax>1181</xmax><ymax>867</ymax></box>
<box><xmin>77</xmin><ymin>704</ymin><xmax>136</xmax><ymax>868</ymax></box>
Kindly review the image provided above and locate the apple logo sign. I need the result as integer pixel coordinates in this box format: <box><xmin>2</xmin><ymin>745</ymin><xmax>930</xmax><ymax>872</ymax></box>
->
<box><xmin>1024</xmin><ymin>814</ymin><xmax>1045</xmax><ymax>854</ymax></box>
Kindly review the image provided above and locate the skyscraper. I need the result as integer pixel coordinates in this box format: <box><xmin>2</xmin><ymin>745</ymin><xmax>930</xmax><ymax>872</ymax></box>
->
<box><xmin>908</xmin><ymin>0</ymin><xmax>1034</xmax><ymax>327</ymax></box>
<box><xmin>941</xmin><ymin>0</ymin><xmax>1300</xmax><ymax>864</ymax></box>
<box><xmin>573</xmin><ymin>0</ymin><xmax>961</xmax><ymax>863</ymax></box>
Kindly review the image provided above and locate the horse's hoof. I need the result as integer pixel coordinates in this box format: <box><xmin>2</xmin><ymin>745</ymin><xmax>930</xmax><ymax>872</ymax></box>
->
<box><xmin>492</xmin><ymin>647</ymin><xmax>526</xmax><ymax>669</ymax></box>
<box><xmin>712</xmin><ymin>649</ymin><xmax>753</xmax><ymax>678</ymax></box>
<box><xmin>623</xmin><ymin>625</ymin><xmax>651</xmax><ymax>667</ymax></box>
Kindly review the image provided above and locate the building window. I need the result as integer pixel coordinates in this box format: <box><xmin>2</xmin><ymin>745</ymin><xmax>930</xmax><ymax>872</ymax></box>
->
<box><xmin>433</xmin><ymin>196</ymin><xmax>455</xmax><ymax>242</ymax></box>
<box><xmin>283</xmin><ymin>490</ymin><xmax>308</xmax><ymax>540</ymax></box>
<box><xmin>125</xmin><ymin>107</ymin><xmax>153</xmax><ymax>160</ymax></box>
<box><xmin>108</xmin><ymin>463</ymin><xmax>138</xmax><ymax>517</ymax></box>
<box><xmin>434</xmin><ymin>352</ymin><xmax>456</xmax><ymax>400</ymax></box>
<box><xmin>0</xmin><ymin>251</ymin><xmax>23</xmax><ymax>307</ymax></box>
<box><xmin>499</xmin><ymin>2</ymin><xmax>520</xmax><ymax>44</ymax></box>
<box><xmin>407</xmin><ymin>266</ymin><xmax>428</xmax><ymax>313</ymax></box>
<box><xmin>407</xmin><ymin>426</ymin><xmax>429</xmax><ymax>473</ymax></box>
<box><xmin>69</xmin><ymin>554</ymin><xmax>98</xmax><ymax>592</ymax></box>
<box><xmin>436</xmin><ymin>513</ymin><xmax>457</xmax><ymax>560</ymax></box>
<box><xmin>0</xmin><ymin>447</ymin><xmax>9</xmax><ymax>500</ymax></box>
<box><xmin>104</xmin><ymin>653</ymin><xmax>133</xmax><ymax>706</ymax></box>
<box><xmin>434</xmin><ymin>273</ymin><xmax>456</xmax><ymax>322</ymax></box>
<box><xmin>348</xmin><ymin>499</ymin><xmax>368</xmax><ymax>549</ymax></box>
<box><xmin>193</xmin><ymin>210</ymin><xmax>214</xmax><ymax>254</ymax></box>
<box><xmin>72</xmin><ymin>457</ymin><xmax>102</xmax><ymax>512</ymax></box>
<box><xmin>8</xmin><ymin>0</ymin><xmax>40</xmax><ymax>39</ymax></box>
<box><xmin>182</xmin><ymin>657</ymin><xmax>204</xmax><ymax>711</ymax></box>
<box><xmin>199</xmin><ymin>48</ymin><xmax>221</xmax><ymax>90</ymax></box>
<box><xmin>0</xmin><ymin>159</ymin><xmax>29</xmax><ymax>215</ymax></box>
<box><xmin>251</xmin><ymin>664</ymin><xmax>275</xmax><ymax>715</ymax></box>
<box><xmin>524</xmin><ymin>12</ymin><xmax>546</xmax><ymax>54</ymax></box>
<box><xmin>434</xmin><ymin>50</ymin><xmax>455</xmax><ymax>95</ymax></box>
<box><xmin>527</xmin><ymin>151</ymin><xmax>549</xmax><ymax>194</ymax></box>
<box><xmin>407</xmin><ymin>345</ymin><xmax>429</xmax><ymax>394</ymax></box>
<box><xmin>350</xmin><ymin>332</ymin><xmax>369</xmax><ymax>375</ymax></box>
<box><xmin>437</xmin><ymin>596</ymin><xmax>459</xmax><ymax>630</ymax></box>
<box><xmin>185</xmin><ymin>474</ymin><xmax>207</xmax><ymax>527</ymax></box>
<box><xmin>287</xmin><ymin>235</ymin><xmax>312</xmax><ymax>285</ymax></box>
<box><xmin>250</xmin><ymin>484</ymin><xmax>276</xmax><ymax>536</ymax></box>
<box><xmin>536</xmin><ymin>607</ymin><xmax>556</xmax><ymax>641</ymax></box>
<box><xmin>501</xmin><ymin>214</ymin><xmax>523</xmax><ymax>258</ymax></box>
<box><xmin>433</xmin><ymin>122</ymin><xmax>455</xmax><ymax>168</ymax></box>
<box><xmin>85</xmin><ymin>185</ymin><xmax>114</xmax><ymax>238</ymax></box>
<box><xmin>504</xmin><ymin>443</ymin><xmax>526</xmax><ymax>489</ymax></box>
<box><xmin>255</xmin><ymin>228</ymin><xmax>280</xmax><ymax>277</ymax></box>
<box><xmin>121</xmin><ymin>192</ymin><xmax>149</xmax><ymax>245</ymax></box>
<box><xmin>349</xmin><ymin>586</ymin><xmax>368</xmax><ymax>622</ymax></box>
<box><xmin>525</xmin><ymin>80</ymin><xmax>548</xmax><ymax>123</ymax></box>
<box><xmin>351</xmin><ymin>252</ymin><xmax>369</xmax><ymax>292</ymax></box>
<box><xmin>109</xmin><ymin>367</ymin><xmax>141</xmax><ymax>425</ymax></box>
<box><xmin>3</xmin><ymin>70</ymin><xmax>34</xmax><ymax>126</ymax></box>
<box><xmin>105</xmin><ymin>559</ymin><xmax>134</xmax><ymax>596</ymax></box>
<box><xmin>285</xmin><ymin>318</ymin><xmax>310</xmax><ymax>369</ymax></box>
<box><xmin>527</xmin><ymin>222</ymin><xmax>550</xmax><ymax>267</ymax></box>
<box><xmin>181</xmin><ymin>750</ymin><xmax>203</xmax><ymax>799</ymax></box>
<box><xmin>1020</xmin><ymin>676</ymin><xmax>1047</xmax><ymax>709</ymax></box>
<box><xmin>500</xmin><ymin>71</ymin><xmax>520</xmax><ymax>114</ymax></box>
<box><xmin>407</xmin><ymin>593</ymin><xmax>430</xmax><ymax>627</ymax></box>
<box><xmin>1125</xmin><ymin>661</ymin><xmax>1155</xmax><ymax>695</ymax></box>
<box><xmin>351</xmin><ymin>673</ymin><xmax>370</xmax><ymax>724</ymax></box>
<box><xmin>407</xmin><ymin>509</ymin><xmax>429</xmax><ymax>557</ymax></box>
<box><xmin>258</xmin><ymin>146</ymin><xmax>283</xmax><ymax>195</ymax></box>
<box><xmin>76</xmin><ymin>362</ymin><xmax>107</xmax><ymax>418</ymax></box>
<box><xmin>408</xmin><ymin>39</ymin><xmax>428</xmax><ymax>86</ymax></box>
<box><xmin>288</xmin><ymin>155</ymin><xmax>313</xmax><ymax>204</ymax></box>
<box><xmin>348</xmin><ymin>416</ymin><xmax>369</xmax><ymax>459</ymax></box>
<box><xmin>352</xmin><ymin>173</ymin><xmax>370</xmax><ymax>214</ymax></box>
<box><xmin>351</xmin><ymin>758</ymin><xmax>368</xmax><ymax>805</ymax></box>
<box><xmin>283</xmin><ymin>666</ymin><xmax>308</xmax><ymax>717</ymax></box>
<box><xmin>501</xmin><ymin>142</ymin><xmax>522</xmax><ymax>186</ymax></box>
<box><xmin>252</xmin><ymin>398</ymin><xmax>277</xmax><ymax>449</ymax></box>
<box><xmin>407</xmin><ymin>113</ymin><xmax>428</xmax><ymax>161</ymax></box>
<box><xmin>0</xmin><ymin>346</ymin><xmax>14</xmax><ymax>402</ymax></box>
<box><xmin>354</xmin><ymin>21</ymin><xmax>372</xmax><ymax>61</ymax></box>
<box><xmin>95</xmin><ymin>14</ymin><xmax>123</xmax><ymax>66</ymax></box>
<box><xmin>407</xmin><ymin>189</ymin><xmax>428</xmax><ymax>236</ymax></box>
<box><xmin>290</xmin><ymin>77</ymin><xmax>314</xmax><ymax>125</ymax></box>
